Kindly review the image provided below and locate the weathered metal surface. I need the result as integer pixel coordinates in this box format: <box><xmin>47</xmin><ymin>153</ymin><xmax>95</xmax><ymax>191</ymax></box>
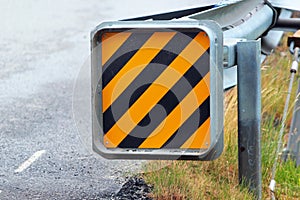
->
<box><xmin>237</xmin><ymin>39</ymin><xmax>262</xmax><ymax>199</ymax></box>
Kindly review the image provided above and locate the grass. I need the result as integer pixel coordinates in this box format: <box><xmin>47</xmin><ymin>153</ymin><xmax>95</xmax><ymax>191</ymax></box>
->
<box><xmin>142</xmin><ymin>34</ymin><xmax>300</xmax><ymax>199</ymax></box>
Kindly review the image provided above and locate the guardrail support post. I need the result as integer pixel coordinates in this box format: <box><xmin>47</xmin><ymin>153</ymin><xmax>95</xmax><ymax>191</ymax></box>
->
<box><xmin>237</xmin><ymin>39</ymin><xmax>262</xmax><ymax>199</ymax></box>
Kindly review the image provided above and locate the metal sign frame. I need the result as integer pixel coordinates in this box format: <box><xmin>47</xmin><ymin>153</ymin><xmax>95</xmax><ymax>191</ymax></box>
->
<box><xmin>91</xmin><ymin>20</ymin><xmax>223</xmax><ymax>160</ymax></box>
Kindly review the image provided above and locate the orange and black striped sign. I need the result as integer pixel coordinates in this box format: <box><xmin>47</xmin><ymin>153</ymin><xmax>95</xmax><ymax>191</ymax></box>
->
<box><xmin>99</xmin><ymin>28</ymin><xmax>211</xmax><ymax>150</ymax></box>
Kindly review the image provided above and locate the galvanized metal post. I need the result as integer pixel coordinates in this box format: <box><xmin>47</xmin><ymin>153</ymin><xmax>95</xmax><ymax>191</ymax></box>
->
<box><xmin>237</xmin><ymin>39</ymin><xmax>262</xmax><ymax>199</ymax></box>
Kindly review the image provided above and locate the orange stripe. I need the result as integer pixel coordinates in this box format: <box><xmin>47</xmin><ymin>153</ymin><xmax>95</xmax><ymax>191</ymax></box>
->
<box><xmin>103</xmin><ymin>82</ymin><xmax>171</xmax><ymax>148</ymax></box>
<box><xmin>102</xmin><ymin>32</ymin><xmax>131</xmax><ymax>66</ymax></box>
<box><xmin>181</xmin><ymin>118</ymin><xmax>210</xmax><ymax>149</ymax></box>
<box><xmin>102</xmin><ymin>32</ymin><xmax>176</xmax><ymax>112</ymax></box>
<box><xmin>104</xmin><ymin>32</ymin><xmax>210</xmax><ymax>148</ymax></box>
<box><xmin>138</xmin><ymin>73</ymin><xmax>210</xmax><ymax>148</ymax></box>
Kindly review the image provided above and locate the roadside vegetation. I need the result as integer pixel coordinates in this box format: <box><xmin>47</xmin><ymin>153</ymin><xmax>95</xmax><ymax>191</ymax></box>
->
<box><xmin>142</xmin><ymin>34</ymin><xmax>300</xmax><ymax>199</ymax></box>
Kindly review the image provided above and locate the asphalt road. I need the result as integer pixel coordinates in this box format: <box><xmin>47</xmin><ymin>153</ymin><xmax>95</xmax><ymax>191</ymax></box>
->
<box><xmin>0</xmin><ymin>0</ymin><xmax>220</xmax><ymax>199</ymax></box>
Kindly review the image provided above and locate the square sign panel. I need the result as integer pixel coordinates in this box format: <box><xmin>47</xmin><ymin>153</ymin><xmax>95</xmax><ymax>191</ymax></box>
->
<box><xmin>91</xmin><ymin>21</ymin><xmax>223</xmax><ymax>160</ymax></box>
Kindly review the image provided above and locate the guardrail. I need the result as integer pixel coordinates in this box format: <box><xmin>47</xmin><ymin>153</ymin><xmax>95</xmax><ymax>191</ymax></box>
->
<box><xmin>91</xmin><ymin>1</ymin><xmax>299</xmax><ymax>199</ymax></box>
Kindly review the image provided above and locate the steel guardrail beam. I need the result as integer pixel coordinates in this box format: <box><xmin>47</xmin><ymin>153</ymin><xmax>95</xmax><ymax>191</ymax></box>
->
<box><xmin>189</xmin><ymin>0</ymin><xmax>263</xmax><ymax>28</ymax></box>
<box><xmin>121</xmin><ymin>5</ymin><xmax>215</xmax><ymax>21</ymax></box>
<box><xmin>270</xmin><ymin>0</ymin><xmax>300</xmax><ymax>12</ymax></box>
<box><xmin>118</xmin><ymin>1</ymin><xmax>289</xmax><ymax>90</ymax></box>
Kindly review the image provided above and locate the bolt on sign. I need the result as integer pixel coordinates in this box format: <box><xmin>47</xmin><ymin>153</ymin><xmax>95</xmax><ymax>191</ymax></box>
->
<box><xmin>91</xmin><ymin>21</ymin><xmax>224</xmax><ymax>160</ymax></box>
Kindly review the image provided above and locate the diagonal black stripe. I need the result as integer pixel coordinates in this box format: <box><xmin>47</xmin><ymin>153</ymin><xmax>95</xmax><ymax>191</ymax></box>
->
<box><xmin>103</xmin><ymin>32</ymin><xmax>200</xmax><ymax>134</ymax></box>
<box><xmin>118</xmin><ymin>89</ymin><xmax>179</xmax><ymax>148</ymax></box>
<box><xmin>102</xmin><ymin>52</ymin><xmax>176</xmax><ymax>134</ymax></box>
<box><xmin>161</xmin><ymin>96</ymin><xmax>210</xmax><ymax>149</ymax></box>
<box><xmin>117</xmin><ymin>51</ymin><xmax>210</xmax><ymax>148</ymax></box>
<box><xmin>102</xmin><ymin>32</ymin><xmax>153</xmax><ymax>88</ymax></box>
<box><xmin>126</xmin><ymin>32</ymin><xmax>201</xmax><ymax>108</ymax></box>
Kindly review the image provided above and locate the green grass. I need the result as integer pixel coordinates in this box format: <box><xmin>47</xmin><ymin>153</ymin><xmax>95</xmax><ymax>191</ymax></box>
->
<box><xmin>142</xmin><ymin>34</ymin><xmax>300</xmax><ymax>199</ymax></box>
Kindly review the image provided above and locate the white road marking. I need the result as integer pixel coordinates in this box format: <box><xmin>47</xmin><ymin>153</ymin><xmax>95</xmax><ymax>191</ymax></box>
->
<box><xmin>14</xmin><ymin>150</ymin><xmax>46</xmax><ymax>173</ymax></box>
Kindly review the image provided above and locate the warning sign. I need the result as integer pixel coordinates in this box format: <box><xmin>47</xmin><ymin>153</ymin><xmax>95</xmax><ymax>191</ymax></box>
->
<box><xmin>91</xmin><ymin>21</ymin><xmax>223</xmax><ymax>160</ymax></box>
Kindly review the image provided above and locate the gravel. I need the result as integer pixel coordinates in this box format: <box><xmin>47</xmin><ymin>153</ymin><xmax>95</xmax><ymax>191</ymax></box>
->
<box><xmin>112</xmin><ymin>177</ymin><xmax>153</xmax><ymax>200</ymax></box>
